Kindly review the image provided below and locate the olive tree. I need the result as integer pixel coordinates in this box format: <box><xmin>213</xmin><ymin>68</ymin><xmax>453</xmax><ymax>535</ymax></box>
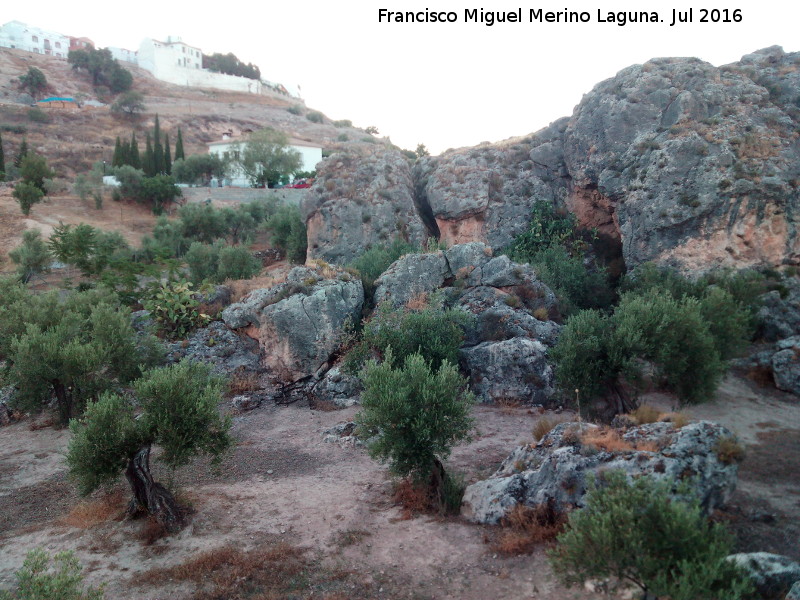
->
<box><xmin>67</xmin><ymin>361</ymin><xmax>232</xmax><ymax>531</ymax></box>
<box><xmin>234</xmin><ymin>128</ymin><xmax>302</xmax><ymax>188</ymax></box>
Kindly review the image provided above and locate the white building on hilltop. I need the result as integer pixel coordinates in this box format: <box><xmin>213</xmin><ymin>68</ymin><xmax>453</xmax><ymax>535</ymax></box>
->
<box><xmin>108</xmin><ymin>46</ymin><xmax>138</xmax><ymax>65</ymax></box>
<box><xmin>208</xmin><ymin>134</ymin><xmax>322</xmax><ymax>187</ymax></box>
<box><xmin>0</xmin><ymin>21</ymin><xmax>69</xmax><ymax>58</ymax></box>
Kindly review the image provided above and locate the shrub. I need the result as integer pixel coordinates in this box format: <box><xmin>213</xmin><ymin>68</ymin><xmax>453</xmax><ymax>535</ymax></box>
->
<box><xmin>264</xmin><ymin>204</ymin><xmax>307</xmax><ymax>263</ymax></box>
<box><xmin>1</xmin><ymin>284</ymin><xmax>162</xmax><ymax>424</ymax></box>
<box><xmin>347</xmin><ymin>238</ymin><xmax>415</xmax><ymax>301</ymax></box>
<box><xmin>217</xmin><ymin>246</ymin><xmax>261</xmax><ymax>281</ymax></box>
<box><xmin>9</xmin><ymin>229</ymin><xmax>52</xmax><ymax>282</ymax></box>
<box><xmin>142</xmin><ymin>280</ymin><xmax>210</xmax><ymax>340</ymax></box>
<box><xmin>332</xmin><ymin>119</ymin><xmax>352</xmax><ymax>128</ymax></box>
<box><xmin>343</xmin><ymin>298</ymin><xmax>473</xmax><ymax>375</ymax></box>
<box><xmin>548</xmin><ymin>471</ymin><xmax>753</xmax><ymax>600</ymax></box>
<box><xmin>0</xmin><ymin>548</ymin><xmax>105</xmax><ymax>600</ymax></box>
<box><xmin>48</xmin><ymin>223</ymin><xmax>132</xmax><ymax>277</ymax></box>
<box><xmin>141</xmin><ymin>216</ymin><xmax>189</xmax><ymax>260</ymax></box>
<box><xmin>357</xmin><ymin>350</ymin><xmax>474</xmax><ymax>505</ymax></box>
<box><xmin>27</xmin><ymin>107</ymin><xmax>51</xmax><ymax>123</ymax></box>
<box><xmin>715</xmin><ymin>435</ymin><xmax>746</xmax><ymax>464</ymax></box>
<box><xmin>19</xmin><ymin>153</ymin><xmax>54</xmax><ymax>193</ymax></box>
<box><xmin>12</xmin><ymin>181</ymin><xmax>44</xmax><ymax>215</ymax></box>
<box><xmin>286</xmin><ymin>104</ymin><xmax>303</xmax><ymax>115</ymax></box>
<box><xmin>185</xmin><ymin>241</ymin><xmax>222</xmax><ymax>283</ymax></box>
<box><xmin>67</xmin><ymin>361</ymin><xmax>231</xmax><ymax>531</ymax></box>
<box><xmin>306</xmin><ymin>110</ymin><xmax>323</xmax><ymax>123</ymax></box>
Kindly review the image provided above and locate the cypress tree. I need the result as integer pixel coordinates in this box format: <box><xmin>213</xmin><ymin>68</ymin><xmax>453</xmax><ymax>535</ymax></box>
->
<box><xmin>112</xmin><ymin>137</ymin><xmax>123</xmax><ymax>167</ymax></box>
<box><xmin>130</xmin><ymin>133</ymin><xmax>141</xmax><ymax>169</ymax></box>
<box><xmin>0</xmin><ymin>131</ymin><xmax>5</xmax><ymax>181</ymax></box>
<box><xmin>153</xmin><ymin>115</ymin><xmax>163</xmax><ymax>175</ymax></box>
<box><xmin>164</xmin><ymin>133</ymin><xmax>172</xmax><ymax>175</ymax></box>
<box><xmin>174</xmin><ymin>128</ymin><xmax>185</xmax><ymax>161</ymax></box>
<box><xmin>14</xmin><ymin>138</ymin><xmax>28</xmax><ymax>168</ymax></box>
<box><xmin>144</xmin><ymin>132</ymin><xmax>154</xmax><ymax>177</ymax></box>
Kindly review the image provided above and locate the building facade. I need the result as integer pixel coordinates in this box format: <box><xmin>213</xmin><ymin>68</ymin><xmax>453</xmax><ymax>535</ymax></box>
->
<box><xmin>108</xmin><ymin>46</ymin><xmax>138</xmax><ymax>65</ymax></box>
<box><xmin>208</xmin><ymin>136</ymin><xmax>322</xmax><ymax>187</ymax></box>
<box><xmin>0</xmin><ymin>21</ymin><xmax>70</xmax><ymax>58</ymax></box>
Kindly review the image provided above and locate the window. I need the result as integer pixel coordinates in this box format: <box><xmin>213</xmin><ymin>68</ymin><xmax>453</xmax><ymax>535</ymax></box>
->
<box><xmin>55</xmin><ymin>42</ymin><xmax>61</xmax><ymax>48</ymax></box>
<box><xmin>32</xmin><ymin>35</ymin><xmax>38</xmax><ymax>42</ymax></box>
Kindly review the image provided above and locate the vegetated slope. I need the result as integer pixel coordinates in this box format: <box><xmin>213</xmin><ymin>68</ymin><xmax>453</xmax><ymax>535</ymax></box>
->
<box><xmin>306</xmin><ymin>46</ymin><xmax>800</xmax><ymax>273</ymax></box>
<box><xmin>0</xmin><ymin>47</ymin><xmax>369</xmax><ymax>178</ymax></box>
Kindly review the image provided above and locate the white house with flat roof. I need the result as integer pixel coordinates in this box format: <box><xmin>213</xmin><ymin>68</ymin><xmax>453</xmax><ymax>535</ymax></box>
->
<box><xmin>108</xmin><ymin>46</ymin><xmax>138</xmax><ymax>65</ymax></box>
<box><xmin>208</xmin><ymin>134</ymin><xmax>322</xmax><ymax>187</ymax></box>
<box><xmin>0</xmin><ymin>21</ymin><xmax>69</xmax><ymax>58</ymax></box>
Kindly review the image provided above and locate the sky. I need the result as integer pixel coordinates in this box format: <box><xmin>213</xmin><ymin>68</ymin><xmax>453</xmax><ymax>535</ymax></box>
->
<box><xmin>7</xmin><ymin>0</ymin><xmax>799</xmax><ymax>154</ymax></box>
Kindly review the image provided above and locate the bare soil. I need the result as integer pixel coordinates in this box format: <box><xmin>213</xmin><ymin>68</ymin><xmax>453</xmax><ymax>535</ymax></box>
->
<box><xmin>1</xmin><ymin>369</ymin><xmax>798</xmax><ymax>599</ymax></box>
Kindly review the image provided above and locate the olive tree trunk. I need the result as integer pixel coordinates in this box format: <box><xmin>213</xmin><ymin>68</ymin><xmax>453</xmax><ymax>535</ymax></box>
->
<box><xmin>125</xmin><ymin>446</ymin><xmax>184</xmax><ymax>532</ymax></box>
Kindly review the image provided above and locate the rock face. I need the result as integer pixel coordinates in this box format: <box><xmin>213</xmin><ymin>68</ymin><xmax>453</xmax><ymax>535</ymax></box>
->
<box><xmin>165</xmin><ymin>321</ymin><xmax>262</xmax><ymax>377</ymax></box>
<box><xmin>462</xmin><ymin>421</ymin><xmax>739</xmax><ymax>524</ymax></box>
<box><xmin>726</xmin><ymin>553</ymin><xmax>800</xmax><ymax>599</ymax></box>
<box><xmin>772</xmin><ymin>337</ymin><xmax>800</xmax><ymax>395</ymax></box>
<box><xmin>312</xmin><ymin>366</ymin><xmax>362</xmax><ymax>408</ymax></box>
<box><xmin>759</xmin><ymin>278</ymin><xmax>800</xmax><ymax>342</ymax></box>
<box><xmin>372</xmin><ymin>243</ymin><xmax>561</xmax><ymax>405</ymax></box>
<box><xmin>222</xmin><ymin>266</ymin><xmax>364</xmax><ymax>380</ymax></box>
<box><xmin>302</xmin><ymin>147</ymin><xmax>428</xmax><ymax>265</ymax></box>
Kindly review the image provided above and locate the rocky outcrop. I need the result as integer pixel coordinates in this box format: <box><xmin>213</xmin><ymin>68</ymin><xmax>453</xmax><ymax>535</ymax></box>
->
<box><xmin>312</xmin><ymin>366</ymin><xmax>362</xmax><ymax>407</ymax></box>
<box><xmin>726</xmin><ymin>553</ymin><xmax>800</xmax><ymax>599</ymax></box>
<box><xmin>372</xmin><ymin>243</ymin><xmax>562</xmax><ymax>405</ymax></box>
<box><xmin>759</xmin><ymin>278</ymin><xmax>800</xmax><ymax>342</ymax></box>
<box><xmin>787</xmin><ymin>580</ymin><xmax>800</xmax><ymax>600</ymax></box>
<box><xmin>222</xmin><ymin>266</ymin><xmax>364</xmax><ymax>380</ymax></box>
<box><xmin>772</xmin><ymin>337</ymin><xmax>800</xmax><ymax>395</ymax></box>
<box><xmin>412</xmin><ymin>47</ymin><xmax>800</xmax><ymax>272</ymax></box>
<box><xmin>165</xmin><ymin>321</ymin><xmax>262</xmax><ymax>377</ymax></box>
<box><xmin>462</xmin><ymin>421</ymin><xmax>739</xmax><ymax>524</ymax></box>
<box><xmin>302</xmin><ymin>147</ymin><xmax>428</xmax><ymax>265</ymax></box>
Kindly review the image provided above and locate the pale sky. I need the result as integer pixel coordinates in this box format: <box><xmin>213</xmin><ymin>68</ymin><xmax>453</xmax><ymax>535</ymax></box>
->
<box><xmin>7</xmin><ymin>0</ymin><xmax>799</xmax><ymax>154</ymax></box>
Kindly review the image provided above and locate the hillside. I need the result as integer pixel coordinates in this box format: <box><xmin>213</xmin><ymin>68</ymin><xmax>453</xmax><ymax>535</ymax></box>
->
<box><xmin>0</xmin><ymin>47</ymin><xmax>373</xmax><ymax>178</ymax></box>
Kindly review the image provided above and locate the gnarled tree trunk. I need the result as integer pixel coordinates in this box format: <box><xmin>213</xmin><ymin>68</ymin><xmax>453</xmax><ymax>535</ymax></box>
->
<box><xmin>429</xmin><ymin>457</ymin><xmax>447</xmax><ymax>512</ymax></box>
<box><xmin>125</xmin><ymin>446</ymin><xmax>184</xmax><ymax>532</ymax></box>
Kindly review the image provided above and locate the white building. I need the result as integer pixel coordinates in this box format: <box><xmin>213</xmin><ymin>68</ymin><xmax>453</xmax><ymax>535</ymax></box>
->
<box><xmin>208</xmin><ymin>135</ymin><xmax>323</xmax><ymax>187</ymax></box>
<box><xmin>0</xmin><ymin>21</ymin><xmax>69</xmax><ymax>58</ymax></box>
<box><xmin>108</xmin><ymin>46</ymin><xmax>138</xmax><ymax>65</ymax></box>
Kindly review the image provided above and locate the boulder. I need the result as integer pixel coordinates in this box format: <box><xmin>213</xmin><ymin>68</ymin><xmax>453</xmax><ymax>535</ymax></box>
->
<box><xmin>312</xmin><ymin>366</ymin><xmax>362</xmax><ymax>408</ymax></box>
<box><xmin>166</xmin><ymin>320</ymin><xmax>262</xmax><ymax>377</ymax></box>
<box><xmin>772</xmin><ymin>336</ymin><xmax>800</xmax><ymax>395</ymax></box>
<box><xmin>223</xmin><ymin>266</ymin><xmax>364</xmax><ymax>380</ymax></box>
<box><xmin>302</xmin><ymin>147</ymin><xmax>428</xmax><ymax>265</ymax></box>
<box><xmin>462</xmin><ymin>421</ymin><xmax>739</xmax><ymax>524</ymax></box>
<box><xmin>726</xmin><ymin>553</ymin><xmax>800</xmax><ymax>599</ymax></box>
<box><xmin>373</xmin><ymin>251</ymin><xmax>450</xmax><ymax>307</ymax></box>
<box><xmin>786</xmin><ymin>580</ymin><xmax>800</xmax><ymax>600</ymax></box>
<box><xmin>759</xmin><ymin>279</ymin><xmax>800</xmax><ymax>342</ymax></box>
<box><xmin>460</xmin><ymin>337</ymin><xmax>555</xmax><ymax>406</ymax></box>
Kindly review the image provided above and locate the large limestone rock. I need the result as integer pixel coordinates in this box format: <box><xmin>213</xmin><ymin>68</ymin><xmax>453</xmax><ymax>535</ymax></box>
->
<box><xmin>302</xmin><ymin>147</ymin><xmax>428</xmax><ymax>265</ymax></box>
<box><xmin>371</xmin><ymin>243</ymin><xmax>562</xmax><ymax>405</ymax></box>
<box><xmin>726</xmin><ymin>553</ymin><xmax>800</xmax><ymax>599</ymax></box>
<box><xmin>759</xmin><ymin>278</ymin><xmax>800</xmax><ymax>342</ymax></box>
<box><xmin>222</xmin><ymin>266</ymin><xmax>364</xmax><ymax>380</ymax></box>
<box><xmin>413</xmin><ymin>47</ymin><xmax>800</xmax><ymax>272</ymax></box>
<box><xmin>462</xmin><ymin>421</ymin><xmax>739</xmax><ymax>524</ymax></box>
<box><xmin>771</xmin><ymin>336</ymin><xmax>800</xmax><ymax>396</ymax></box>
<box><xmin>166</xmin><ymin>321</ymin><xmax>262</xmax><ymax>377</ymax></box>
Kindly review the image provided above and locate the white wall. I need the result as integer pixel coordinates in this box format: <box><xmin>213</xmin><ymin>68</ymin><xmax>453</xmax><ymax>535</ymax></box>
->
<box><xmin>108</xmin><ymin>46</ymin><xmax>138</xmax><ymax>64</ymax></box>
<box><xmin>0</xmin><ymin>21</ymin><xmax>69</xmax><ymax>58</ymax></box>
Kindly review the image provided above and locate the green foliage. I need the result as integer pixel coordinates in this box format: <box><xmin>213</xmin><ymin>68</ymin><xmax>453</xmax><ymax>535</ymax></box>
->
<box><xmin>12</xmin><ymin>182</ymin><xmax>44</xmax><ymax>215</ymax></box>
<box><xmin>67</xmin><ymin>361</ymin><xmax>231</xmax><ymax>495</ymax></box>
<box><xmin>68</xmin><ymin>47</ymin><xmax>132</xmax><ymax>93</ymax></box>
<box><xmin>14</xmin><ymin>138</ymin><xmax>28</xmax><ymax>168</ymax></box>
<box><xmin>177</xmin><ymin>202</ymin><xmax>230</xmax><ymax>243</ymax></box>
<box><xmin>347</xmin><ymin>238</ymin><xmax>415</xmax><ymax>300</ymax></box>
<box><xmin>18</xmin><ymin>67</ymin><xmax>48</xmax><ymax>99</ymax></box>
<box><xmin>0</xmin><ymin>131</ymin><xmax>5</xmax><ymax>181</ymax></box>
<box><xmin>264</xmin><ymin>204</ymin><xmax>307</xmax><ymax>263</ymax></box>
<box><xmin>356</xmin><ymin>349</ymin><xmax>474</xmax><ymax>482</ymax></box>
<box><xmin>202</xmin><ymin>52</ymin><xmax>260</xmax><ymax>79</ymax></box>
<box><xmin>139</xmin><ymin>175</ymin><xmax>181</xmax><ymax>215</ymax></box>
<box><xmin>171</xmin><ymin>154</ymin><xmax>228</xmax><ymax>185</ymax></box>
<box><xmin>550</xmin><ymin>309</ymin><xmax>616</xmax><ymax>400</ymax></box>
<box><xmin>236</xmin><ymin>128</ymin><xmax>303</xmax><ymax>188</ymax></box>
<box><xmin>364</xmin><ymin>126</ymin><xmax>379</xmax><ymax>135</ymax></box>
<box><xmin>140</xmin><ymin>216</ymin><xmax>188</xmax><ymax>260</ymax></box>
<box><xmin>344</xmin><ymin>298</ymin><xmax>473</xmax><ymax>375</ymax></box>
<box><xmin>110</xmin><ymin>91</ymin><xmax>145</xmax><ymax>118</ymax></box>
<box><xmin>1</xmin><ymin>286</ymin><xmax>162</xmax><ymax>423</ymax></box>
<box><xmin>9</xmin><ymin>229</ymin><xmax>52</xmax><ymax>282</ymax></box>
<box><xmin>332</xmin><ymin>119</ymin><xmax>352</xmax><ymax>128</ymax></box>
<box><xmin>174</xmin><ymin>128</ymin><xmax>185</xmax><ymax>162</ymax></box>
<box><xmin>415</xmin><ymin>143</ymin><xmax>430</xmax><ymax>158</ymax></box>
<box><xmin>49</xmin><ymin>223</ymin><xmax>132</xmax><ymax>277</ymax></box>
<box><xmin>185</xmin><ymin>241</ymin><xmax>222</xmax><ymax>283</ymax></box>
<box><xmin>305</xmin><ymin>111</ymin><xmax>323</xmax><ymax>123</ymax></box>
<box><xmin>507</xmin><ymin>200</ymin><xmax>611</xmax><ymax>315</ymax></box>
<box><xmin>0</xmin><ymin>548</ymin><xmax>105</xmax><ymax>600</ymax></box>
<box><xmin>27</xmin><ymin>107</ymin><xmax>51</xmax><ymax>124</ymax></box>
<box><xmin>548</xmin><ymin>471</ymin><xmax>753</xmax><ymax>599</ymax></box>
<box><xmin>142</xmin><ymin>280</ymin><xmax>209</xmax><ymax>339</ymax></box>
<box><xmin>217</xmin><ymin>245</ymin><xmax>261</xmax><ymax>281</ymax></box>
<box><xmin>20</xmin><ymin>153</ymin><xmax>54</xmax><ymax>193</ymax></box>
<box><xmin>286</xmin><ymin>105</ymin><xmax>303</xmax><ymax>116</ymax></box>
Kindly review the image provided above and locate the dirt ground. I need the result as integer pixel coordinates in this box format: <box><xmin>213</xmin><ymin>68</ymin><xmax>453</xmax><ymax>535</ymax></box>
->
<box><xmin>1</xmin><ymin>368</ymin><xmax>798</xmax><ymax>599</ymax></box>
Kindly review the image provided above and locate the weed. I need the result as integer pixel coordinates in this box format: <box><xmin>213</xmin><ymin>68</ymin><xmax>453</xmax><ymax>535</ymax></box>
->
<box><xmin>228</xmin><ymin>371</ymin><xmax>260</xmax><ymax>395</ymax></box>
<box><xmin>61</xmin><ymin>489</ymin><xmax>126</xmax><ymax>528</ymax></box>
<box><xmin>492</xmin><ymin>501</ymin><xmax>567</xmax><ymax>555</ymax></box>
<box><xmin>581</xmin><ymin>427</ymin><xmax>658</xmax><ymax>452</ymax></box>
<box><xmin>331</xmin><ymin>529</ymin><xmax>372</xmax><ymax>548</ymax></box>
<box><xmin>533</xmin><ymin>307</ymin><xmax>549</xmax><ymax>321</ymax></box>
<box><xmin>630</xmin><ymin>404</ymin><xmax>661</xmax><ymax>425</ymax></box>
<box><xmin>715</xmin><ymin>435</ymin><xmax>745</xmax><ymax>464</ymax></box>
<box><xmin>663</xmin><ymin>412</ymin><xmax>691</xmax><ymax>429</ymax></box>
<box><xmin>533</xmin><ymin>417</ymin><xmax>561</xmax><ymax>442</ymax></box>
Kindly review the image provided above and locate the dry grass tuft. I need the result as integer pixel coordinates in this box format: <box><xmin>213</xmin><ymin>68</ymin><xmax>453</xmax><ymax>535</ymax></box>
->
<box><xmin>581</xmin><ymin>427</ymin><xmax>660</xmax><ymax>453</ymax></box>
<box><xmin>532</xmin><ymin>307</ymin><xmax>549</xmax><ymax>321</ymax></box>
<box><xmin>532</xmin><ymin>417</ymin><xmax>562</xmax><ymax>442</ymax></box>
<box><xmin>629</xmin><ymin>404</ymin><xmax>661</xmax><ymax>425</ymax></box>
<box><xmin>747</xmin><ymin>365</ymin><xmax>775</xmax><ymax>388</ymax></box>
<box><xmin>331</xmin><ymin>528</ymin><xmax>372</xmax><ymax>548</ymax></box>
<box><xmin>392</xmin><ymin>479</ymin><xmax>433</xmax><ymax>519</ymax></box>
<box><xmin>139</xmin><ymin>542</ymin><xmax>308</xmax><ymax>598</ymax></box>
<box><xmin>61</xmin><ymin>489</ymin><xmax>126</xmax><ymax>528</ymax></box>
<box><xmin>663</xmin><ymin>411</ymin><xmax>691</xmax><ymax>429</ymax></box>
<box><xmin>137</xmin><ymin>516</ymin><xmax>170</xmax><ymax>545</ymax></box>
<box><xmin>715</xmin><ymin>435</ymin><xmax>746</xmax><ymax>464</ymax></box>
<box><xmin>496</xmin><ymin>397</ymin><xmax>523</xmax><ymax>415</ymax></box>
<box><xmin>309</xmin><ymin>397</ymin><xmax>338</xmax><ymax>412</ymax></box>
<box><xmin>404</xmin><ymin>292</ymin><xmax>429</xmax><ymax>311</ymax></box>
<box><xmin>228</xmin><ymin>371</ymin><xmax>261</xmax><ymax>395</ymax></box>
<box><xmin>492</xmin><ymin>501</ymin><xmax>567</xmax><ymax>555</ymax></box>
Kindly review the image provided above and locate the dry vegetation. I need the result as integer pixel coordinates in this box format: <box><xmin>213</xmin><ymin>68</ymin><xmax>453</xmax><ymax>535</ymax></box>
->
<box><xmin>491</xmin><ymin>502</ymin><xmax>568</xmax><ymax>556</ymax></box>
